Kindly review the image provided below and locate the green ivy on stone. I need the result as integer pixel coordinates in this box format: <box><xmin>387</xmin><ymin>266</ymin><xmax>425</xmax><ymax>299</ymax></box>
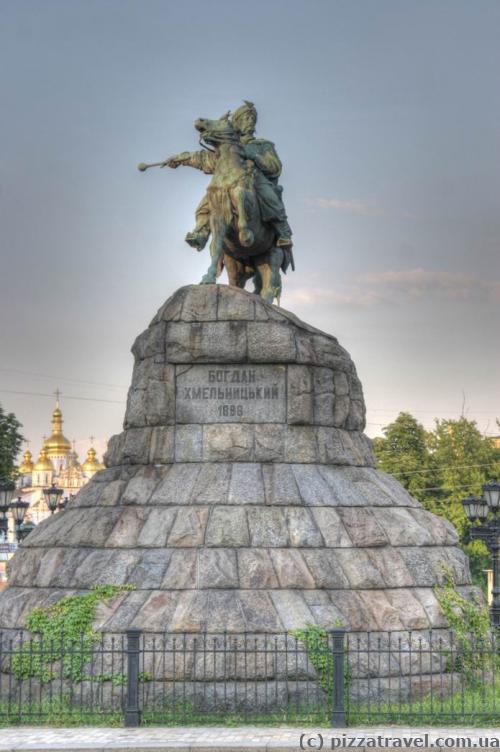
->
<box><xmin>12</xmin><ymin>585</ymin><xmax>134</xmax><ymax>683</ymax></box>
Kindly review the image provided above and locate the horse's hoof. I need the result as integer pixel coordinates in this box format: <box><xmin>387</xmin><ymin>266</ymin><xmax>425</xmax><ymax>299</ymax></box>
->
<box><xmin>200</xmin><ymin>274</ymin><xmax>216</xmax><ymax>285</ymax></box>
<box><xmin>239</xmin><ymin>229</ymin><xmax>254</xmax><ymax>247</ymax></box>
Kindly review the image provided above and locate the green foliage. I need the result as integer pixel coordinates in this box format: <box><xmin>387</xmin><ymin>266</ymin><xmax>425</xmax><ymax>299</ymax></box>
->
<box><xmin>0</xmin><ymin>403</ymin><xmax>24</xmax><ymax>480</ymax></box>
<box><xmin>373</xmin><ymin>413</ymin><xmax>500</xmax><ymax>550</ymax></box>
<box><xmin>434</xmin><ymin>567</ymin><xmax>492</xmax><ymax>684</ymax></box>
<box><xmin>373</xmin><ymin>413</ymin><xmax>436</xmax><ymax>505</ymax></box>
<box><xmin>12</xmin><ymin>585</ymin><xmax>134</xmax><ymax>683</ymax></box>
<box><xmin>462</xmin><ymin>539</ymin><xmax>491</xmax><ymax>592</ymax></box>
<box><xmin>290</xmin><ymin>625</ymin><xmax>333</xmax><ymax>694</ymax></box>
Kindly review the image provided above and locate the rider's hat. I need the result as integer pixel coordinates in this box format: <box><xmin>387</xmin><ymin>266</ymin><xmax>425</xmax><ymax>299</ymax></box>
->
<box><xmin>232</xmin><ymin>101</ymin><xmax>257</xmax><ymax>131</ymax></box>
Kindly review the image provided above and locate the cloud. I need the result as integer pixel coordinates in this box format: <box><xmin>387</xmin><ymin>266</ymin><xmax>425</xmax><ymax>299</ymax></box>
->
<box><xmin>306</xmin><ymin>197</ymin><xmax>384</xmax><ymax>216</ymax></box>
<box><xmin>358</xmin><ymin>268</ymin><xmax>495</xmax><ymax>301</ymax></box>
<box><xmin>284</xmin><ymin>268</ymin><xmax>498</xmax><ymax>309</ymax></box>
<box><xmin>284</xmin><ymin>287</ymin><xmax>385</xmax><ymax>308</ymax></box>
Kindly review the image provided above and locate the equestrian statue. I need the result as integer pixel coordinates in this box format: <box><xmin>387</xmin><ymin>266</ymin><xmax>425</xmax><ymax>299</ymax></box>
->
<box><xmin>138</xmin><ymin>102</ymin><xmax>294</xmax><ymax>303</ymax></box>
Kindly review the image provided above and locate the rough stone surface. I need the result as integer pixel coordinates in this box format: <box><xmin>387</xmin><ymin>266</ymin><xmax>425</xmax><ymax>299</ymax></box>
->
<box><xmin>0</xmin><ymin>285</ymin><xmax>479</xmax><ymax>639</ymax></box>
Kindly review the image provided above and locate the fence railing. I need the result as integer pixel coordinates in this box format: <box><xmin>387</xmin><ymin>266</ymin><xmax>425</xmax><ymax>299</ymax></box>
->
<box><xmin>0</xmin><ymin>628</ymin><xmax>498</xmax><ymax>726</ymax></box>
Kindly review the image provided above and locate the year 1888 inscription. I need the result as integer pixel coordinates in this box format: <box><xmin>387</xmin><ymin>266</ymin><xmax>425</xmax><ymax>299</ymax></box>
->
<box><xmin>176</xmin><ymin>364</ymin><xmax>286</xmax><ymax>423</ymax></box>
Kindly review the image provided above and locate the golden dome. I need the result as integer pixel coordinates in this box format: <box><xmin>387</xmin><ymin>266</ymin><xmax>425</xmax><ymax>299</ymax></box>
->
<box><xmin>43</xmin><ymin>402</ymin><xmax>71</xmax><ymax>457</ymax></box>
<box><xmin>68</xmin><ymin>450</ymin><xmax>81</xmax><ymax>469</ymax></box>
<box><xmin>34</xmin><ymin>447</ymin><xmax>55</xmax><ymax>472</ymax></box>
<box><xmin>82</xmin><ymin>446</ymin><xmax>100</xmax><ymax>473</ymax></box>
<box><xmin>19</xmin><ymin>449</ymin><xmax>34</xmax><ymax>474</ymax></box>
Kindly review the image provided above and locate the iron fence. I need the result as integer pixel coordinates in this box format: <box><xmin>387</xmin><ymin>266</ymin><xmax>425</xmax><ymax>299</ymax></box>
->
<box><xmin>0</xmin><ymin>628</ymin><xmax>498</xmax><ymax>726</ymax></box>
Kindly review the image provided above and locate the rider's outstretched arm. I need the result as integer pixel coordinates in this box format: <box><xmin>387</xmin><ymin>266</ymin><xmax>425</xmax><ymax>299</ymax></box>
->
<box><xmin>165</xmin><ymin>150</ymin><xmax>216</xmax><ymax>174</ymax></box>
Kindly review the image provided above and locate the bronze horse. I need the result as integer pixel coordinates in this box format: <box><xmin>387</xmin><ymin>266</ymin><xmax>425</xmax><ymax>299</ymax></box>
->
<box><xmin>163</xmin><ymin>113</ymin><xmax>293</xmax><ymax>302</ymax></box>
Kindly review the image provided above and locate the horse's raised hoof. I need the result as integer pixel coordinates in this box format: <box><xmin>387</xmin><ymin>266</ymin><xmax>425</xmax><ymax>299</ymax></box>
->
<box><xmin>239</xmin><ymin>228</ymin><xmax>254</xmax><ymax>247</ymax></box>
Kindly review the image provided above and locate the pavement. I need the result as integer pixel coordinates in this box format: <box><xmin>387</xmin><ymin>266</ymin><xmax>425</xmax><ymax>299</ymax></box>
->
<box><xmin>0</xmin><ymin>727</ymin><xmax>498</xmax><ymax>752</ymax></box>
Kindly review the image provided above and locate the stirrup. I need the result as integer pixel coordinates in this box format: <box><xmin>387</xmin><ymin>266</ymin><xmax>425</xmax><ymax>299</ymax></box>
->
<box><xmin>276</xmin><ymin>236</ymin><xmax>293</xmax><ymax>249</ymax></box>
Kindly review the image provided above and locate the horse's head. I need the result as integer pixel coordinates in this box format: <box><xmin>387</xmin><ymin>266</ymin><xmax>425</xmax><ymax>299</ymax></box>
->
<box><xmin>195</xmin><ymin>112</ymin><xmax>239</xmax><ymax>148</ymax></box>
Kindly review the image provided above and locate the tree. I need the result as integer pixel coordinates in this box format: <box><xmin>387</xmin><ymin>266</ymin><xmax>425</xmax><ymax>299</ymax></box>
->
<box><xmin>372</xmin><ymin>412</ymin><xmax>436</xmax><ymax>505</ymax></box>
<box><xmin>373</xmin><ymin>412</ymin><xmax>500</xmax><ymax>591</ymax></box>
<box><xmin>0</xmin><ymin>403</ymin><xmax>24</xmax><ymax>481</ymax></box>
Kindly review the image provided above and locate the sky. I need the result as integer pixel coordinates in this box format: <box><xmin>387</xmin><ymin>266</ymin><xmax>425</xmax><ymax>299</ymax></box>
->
<box><xmin>1</xmin><ymin>0</ymin><xmax>499</xmax><ymax>460</ymax></box>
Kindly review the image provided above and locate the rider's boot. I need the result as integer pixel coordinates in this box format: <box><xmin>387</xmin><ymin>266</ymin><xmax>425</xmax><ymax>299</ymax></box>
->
<box><xmin>274</xmin><ymin>219</ymin><xmax>293</xmax><ymax>249</ymax></box>
<box><xmin>185</xmin><ymin>229</ymin><xmax>210</xmax><ymax>251</ymax></box>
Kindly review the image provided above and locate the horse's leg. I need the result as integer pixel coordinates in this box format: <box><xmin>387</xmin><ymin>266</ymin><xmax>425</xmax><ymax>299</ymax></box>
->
<box><xmin>224</xmin><ymin>254</ymin><xmax>246</xmax><ymax>288</ymax></box>
<box><xmin>255</xmin><ymin>253</ymin><xmax>274</xmax><ymax>303</ymax></box>
<box><xmin>269</xmin><ymin>247</ymin><xmax>284</xmax><ymax>304</ymax></box>
<box><xmin>230</xmin><ymin>186</ymin><xmax>254</xmax><ymax>247</ymax></box>
<box><xmin>201</xmin><ymin>216</ymin><xmax>226</xmax><ymax>285</ymax></box>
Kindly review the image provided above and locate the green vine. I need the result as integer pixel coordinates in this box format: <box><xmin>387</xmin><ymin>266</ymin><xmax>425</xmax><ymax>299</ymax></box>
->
<box><xmin>434</xmin><ymin>567</ymin><xmax>492</xmax><ymax>684</ymax></box>
<box><xmin>290</xmin><ymin>623</ymin><xmax>347</xmax><ymax>696</ymax></box>
<box><xmin>13</xmin><ymin>585</ymin><xmax>134</xmax><ymax>683</ymax></box>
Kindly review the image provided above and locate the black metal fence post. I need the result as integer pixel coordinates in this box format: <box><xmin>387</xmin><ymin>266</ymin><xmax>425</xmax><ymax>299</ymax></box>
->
<box><xmin>330</xmin><ymin>628</ymin><xmax>346</xmax><ymax>727</ymax></box>
<box><xmin>124</xmin><ymin>628</ymin><xmax>142</xmax><ymax>727</ymax></box>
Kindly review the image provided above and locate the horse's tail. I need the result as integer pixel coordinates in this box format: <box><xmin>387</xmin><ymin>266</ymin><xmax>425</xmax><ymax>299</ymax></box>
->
<box><xmin>208</xmin><ymin>187</ymin><xmax>233</xmax><ymax>225</ymax></box>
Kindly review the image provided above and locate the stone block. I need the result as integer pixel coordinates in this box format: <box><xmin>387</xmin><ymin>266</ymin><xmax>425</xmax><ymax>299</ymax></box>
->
<box><xmin>270</xmin><ymin>591</ymin><xmax>314</xmax><ymax>630</ymax></box>
<box><xmin>310</xmin><ymin>508</ymin><xmax>352</xmax><ymax>547</ymax></box>
<box><xmin>365</xmin><ymin>548</ymin><xmax>413</xmax><ymax>588</ymax></box>
<box><xmin>198</xmin><ymin>549</ymin><xmax>238</xmax><ymax>588</ymax></box>
<box><xmin>128</xmin><ymin>550</ymin><xmax>172</xmax><ymax>590</ymax></box>
<box><xmin>204</xmin><ymin>592</ymin><xmax>248</xmax><ymax>631</ymax></box>
<box><xmin>106</xmin><ymin>508</ymin><xmax>150</xmax><ymax>547</ymax></box>
<box><xmin>375</xmin><ymin>507</ymin><xmax>435</xmax><ymax>546</ymax></box>
<box><xmin>238</xmin><ymin>550</ymin><xmax>279</xmax><ymax>588</ymax></box>
<box><xmin>167</xmin><ymin>507</ymin><xmax>208</xmax><ymax>547</ymax></box>
<box><xmin>316</xmin><ymin>427</ymin><xmax>355</xmax><ymax>464</ymax></box>
<box><xmin>333</xmin><ymin>371</ymin><xmax>349</xmax><ymax>396</ymax></box>
<box><xmin>148</xmin><ymin>426</ymin><xmax>174</xmax><ymax>464</ymax></box>
<box><xmin>332</xmin><ymin>395</ymin><xmax>351</xmax><ymax>427</ymax></box>
<box><xmin>124</xmin><ymin>388</ymin><xmax>146</xmax><ymax>428</ymax></box>
<box><xmin>131</xmin><ymin>322</ymin><xmax>166</xmax><ymax>360</ymax></box>
<box><xmin>151</xmin><ymin>464</ymin><xmax>200</xmax><ymax>505</ymax></box>
<box><xmin>287</xmin><ymin>365</ymin><xmax>314</xmax><ymax>424</ymax></box>
<box><xmin>217</xmin><ymin>285</ymin><xmax>255</xmax><ymax>320</ymax></box>
<box><xmin>129</xmin><ymin>590</ymin><xmax>178</xmax><ymax>631</ymax></box>
<box><xmin>284</xmin><ymin>426</ymin><xmax>317</xmax><ymax>463</ymax></box>
<box><xmin>103</xmin><ymin>432</ymin><xmax>125</xmax><ymax>467</ymax></box>
<box><xmin>162</xmin><ymin>549</ymin><xmax>197</xmax><ymax>589</ymax></box>
<box><xmin>121</xmin><ymin>427</ymin><xmax>153</xmax><ymax>465</ymax></box>
<box><xmin>254</xmin><ymin>424</ymin><xmax>285</xmax><ymax>462</ymax></box>
<box><xmin>345</xmin><ymin>399</ymin><xmax>366</xmax><ymax>431</ymax></box>
<box><xmin>137</xmin><ymin>507</ymin><xmax>177</xmax><ymax>547</ymax></box>
<box><xmin>205</xmin><ymin>507</ymin><xmax>250</xmax><ymax>547</ymax></box>
<box><xmin>174</xmin><ymin>424</ymin><xmax>203</xmax><ymax>462</ymax></box>
<box><xmin>385</xmin><ymin>589</ymin><xmax>430</xmax><ymax>631</ymax></box>
<box><xmin>190</xmin><ymin>463</ymin><xmax>231</xmax><ymax>503</ymax></box>
<box><xmin>180</xmin><ymin>285</ymin><xmax>218</xmax><ymax>321</ymax></box>
<box><xmin>170</xmin><ymin>591</ymin><xmax>208</xmax><ymax>631</ymax></box>
<box><xmin>239</xmin><ymin>591</ymin><xmax>284</xmax><ymax>631</ymax></box>
<box><xmin>203</xmin><ymin>424</ymin><xmax>254</xmax><ymax>462</ymax></box>
<box><xmin>302</xmin><ymin>550</ymin><xmax>350</xmax><ymax>588</ymax></box>
<box><xmin>292</xmin><ymin>464</ymin><xmax>336</xmax><ymax>505</ymax></box>
<box><xmin>336</xmin><ymin>508</ymin><xmax>388</xmax><ymax>547</ymax></box>
<box><xmin>228</xmin><ymin>463</ymin><xmax>265</xmax><ymax>505</ymax></box>
<box><xmin>144</xmin><ymin>376</ymin><xmax>175</xmax><ymax>426</ymax></box>
<box><xmin>247</xmin><ymin>322</ymin><xmax>296</xmax><ymax>362</ymax></box>
<box><xmin>247</xmin><ymin>508</ymin><xmax>289</xmax><ymax>547</ymax></box>
<box><xmin>262</xmin><ymin>463</ymin><xmax>302</xmax><ymax>505</ymax></box>
<box><xmin>285</xmin><ymin>508</ymin><xmax>323</xmax><ymax>547</ymax></box>
<box><xmin>176</xmin><ymin>364</ymin><xmax>286</xmax><ymax>424</ymax></box>
<box><xmin>121</xmin><ymin>466</ymin><xmax>163</xmax><ymax>505</ymax></box>
<box><xmin>152</xmin><ymin>287</ymin><xmax>187</xmax><ymax>323</ymax></box>
<box><xmin>98</xmin><ymin>479</ymin><xmax>127</xmax><ymax>506</ymax></box>
<box><xmin>165</xmin><ymin>321</ymin><xmax>247</xmax><ymax>363</ymax></box>
<box><xmin>269</xmin><ymin>550</ymin><xmax>315</xmax><ymax>588</ymax></box>
<box><xmin>335</xmin><ymin>549</ymin><xmax>386</xmax><ymax>588</ymax></box>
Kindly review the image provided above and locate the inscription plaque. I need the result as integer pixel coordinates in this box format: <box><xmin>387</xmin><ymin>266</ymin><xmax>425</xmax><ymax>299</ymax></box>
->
<box><xmin>176</xmin><ymin>364</ymin><xmax>286</xmax><ymax>423</ymax></box>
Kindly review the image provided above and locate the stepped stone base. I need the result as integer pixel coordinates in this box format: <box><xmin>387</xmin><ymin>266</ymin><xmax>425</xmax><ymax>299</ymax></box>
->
<box><xmin>0</xmin><ymin>285</ymin><xmax>478</xmax><ymax>635</ymax></box>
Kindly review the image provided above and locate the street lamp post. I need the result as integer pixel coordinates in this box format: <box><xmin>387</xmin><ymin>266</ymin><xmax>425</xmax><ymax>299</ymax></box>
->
<box><xmin>0</xmin><ymin>481</ymin><xmax>16</xmax><ymax>542</ymax></box>
<box><xmin>463</xmin><ymin>480</ymin><xmax>500</xmax><ymax>628</ymax></box>
<box><xmin>43</xmin><ymin>483</ymin><xmax>64</xmax><ymax>514</ymax></box>
<box><xmin>9</xmin><ymin>497</ymin><xmax>30</xmax><ymax>544</ymax></box>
